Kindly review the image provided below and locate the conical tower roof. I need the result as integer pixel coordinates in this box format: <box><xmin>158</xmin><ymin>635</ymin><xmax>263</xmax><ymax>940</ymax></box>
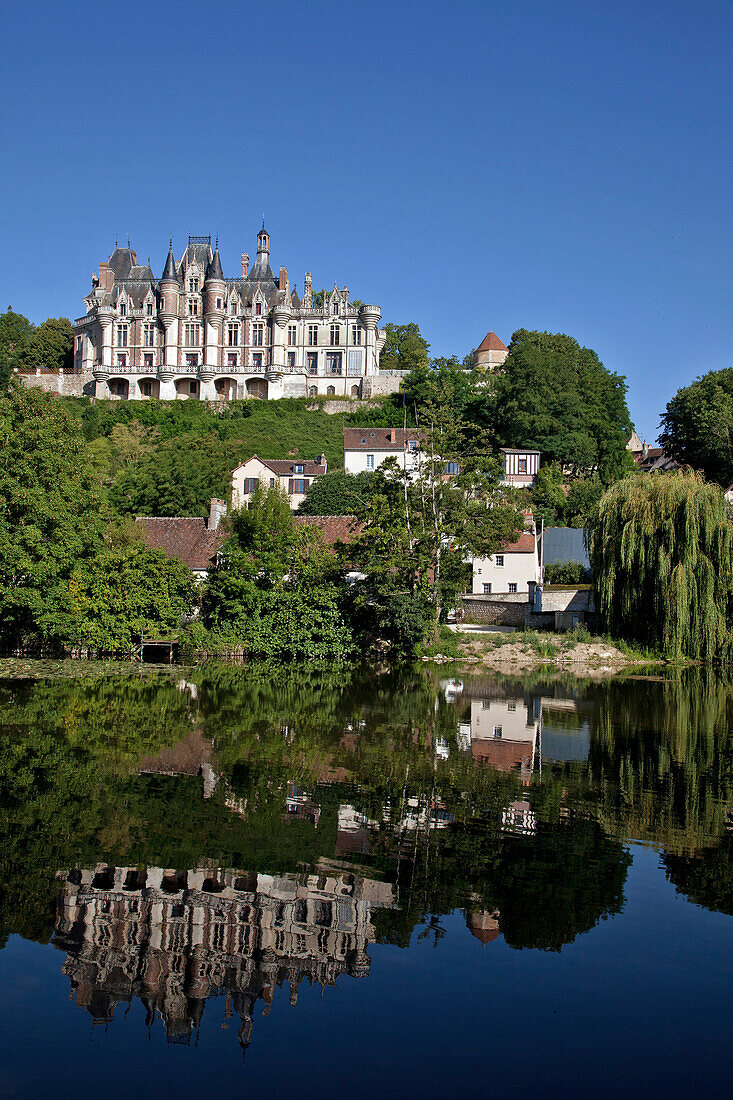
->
<box><xmin>206</xmin><ymin>243</ymin><xmax>224</xmax><ymax>281</ymax></box>
<box><xmin>161</xmin><ymin>242</ymin><xmax>179</xmax><ymax>284</ymax></box>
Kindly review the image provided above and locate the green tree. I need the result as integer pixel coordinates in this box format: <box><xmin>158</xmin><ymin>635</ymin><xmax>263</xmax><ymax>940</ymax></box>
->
<box><xmin>0</xmin><ymin>308</ymin><xmax>33</xmax><ymax>390</ymax></box>
<box><xmin>529</xmin><ymin>463</ymin><xmax>568</xmax><ymax>526</ymax></box>
<box><xmin>587</xmin><ymin>470</ymin><xmax>733</xmax><ymax>660</ymax></box>
<box><xmin>491</xmin><ymin>330</ymin><xmax>632</xmax><ymax>481</ymax></box>
<box><xmin>299</xmin><ymin>470</ymin><xmax>377</xmax><ymax>515</ymax></box>
<box><xmin>400</xmin><ymin>356</ymin><xmax>478</xmax><ymax>418</ymax></box>
<box><xmin>66</xmin><ymin>541</ymin><xmax>195</xmax><ymax>654</ymax></box>
<box><xmin>0</xmin><ymin>384</ymin><xmax>106</xmax><ymax>647</ymax></box>
<box><xmin>659</xmin><ymin>367</ymin><xmax>733</xmax><ymax>486</ymax></box>
<box><xmin>379</xmin><ymin>322</ymin><xmax>430</xmax><ymax>373</ymax></box>
<box><xmin>27</xmin><ymin>317</ymin><xmax>74</xmax><ymax>373</ymax></box>
<box><xmin>566</xmin><ymin>476</ymin><xmax>604</xmax><ymax>527</ymax></box>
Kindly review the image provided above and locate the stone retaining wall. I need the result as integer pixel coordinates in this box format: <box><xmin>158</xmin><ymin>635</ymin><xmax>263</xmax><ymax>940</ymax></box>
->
<box><xmin>460</xmin><ymin>593</ymin><xmax>529</xmax><ymax>626</ymax></box>
<box><xmin>18</xmin><ymin>371</ymin><xmax>95</xmax><ymax>397</ymax></box>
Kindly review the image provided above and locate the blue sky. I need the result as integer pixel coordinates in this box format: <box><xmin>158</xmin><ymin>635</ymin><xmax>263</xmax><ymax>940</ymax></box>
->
<box><xmin>1</xmin><ymin>0</ymin><xmax>731</xmax><ymax>441</ymax></box>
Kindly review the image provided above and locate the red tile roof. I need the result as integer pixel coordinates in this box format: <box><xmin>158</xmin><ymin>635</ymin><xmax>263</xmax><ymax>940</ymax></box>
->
<box><xmin>343</xmin><ymin>427</ymin><xmax>424</xmax><ymax>452</ymax></box>
<box><xmin>471</xmin><ymin>739</ymin><xmax>534</xmax><ymax>772</ymax></box>
<box><xmin>295</xmin><ymin>515</ymin><xmax>363</xmax><ymax>545</ymax></box>
<box><xmin>135</xmin><ymin>516</ymin><xmax>225</xmax><ymax>570</ymax></box>
<box><xmin>476</xmin><ymin>331</ymin><xmax>508</xmax><ymax>353</ymax></box>
<box><xmin>500</xmin><ymin>531</ymin><xmax>536</xmax><ymax>553</ymax></box>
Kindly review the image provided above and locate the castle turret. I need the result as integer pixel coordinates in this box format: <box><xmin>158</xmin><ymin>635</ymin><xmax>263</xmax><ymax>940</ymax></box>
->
<box><xmin>160</xmin><ymin>241</ymin><xmax>180</xmax><ymax>318</ymax></box>
<box><xmin>203</xmin><ymin>241</ymin><xmax>225</xmax><ymax>381</ymax></box>
<box><xmin>248</xmin><ymin>221</ymin><xmax>274</xmax><ymax>282</ymax></box>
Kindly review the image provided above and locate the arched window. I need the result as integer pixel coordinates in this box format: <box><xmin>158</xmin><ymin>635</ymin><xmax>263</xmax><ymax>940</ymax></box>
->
<box><xmin>326</xmin><ymin>385</ymin><xmax>335</xmax><ymax>396</ymax></box>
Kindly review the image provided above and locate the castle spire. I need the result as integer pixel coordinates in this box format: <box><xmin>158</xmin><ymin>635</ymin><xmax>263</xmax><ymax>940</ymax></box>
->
<box><xmin>161</xmin><ymin>241</ymin><xmax>179</xmax><ymax>283</ymax></box>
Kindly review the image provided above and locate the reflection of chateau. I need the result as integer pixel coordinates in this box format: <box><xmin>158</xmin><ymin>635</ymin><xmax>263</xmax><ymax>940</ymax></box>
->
<box><xmin>53</xmin><ymin>863</ymin><xmax>394</xmax><ymax>1053</ymax></box>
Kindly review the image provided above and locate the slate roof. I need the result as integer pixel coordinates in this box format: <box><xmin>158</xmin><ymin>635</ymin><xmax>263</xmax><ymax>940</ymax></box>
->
<box><xmin>295</xmin><ymin>515</ymin><xmax>363</xmax><ymax>545</ymax></box>
<box><xmin>476</xmin><ymin>331</ymin><xmax>508</xmax><ymax>353</ymax></box>
<box><xmin>343</xmin><ymin>427</ymin><xmax>424</xmax><ymax>452</ymax></box>
<box><xmin>135</xmin><ymin>517</ymin><xmax>225</xmax><ymax>570</ymax></box>
<box><xmin>206</xmin><ymin>246</ymin><xmax>224</xmax><ymax>281</ymax></box>
<box><xmin>162</xmin><ymin>245</ymin><xmax>179</xmax><ymax>283</ymax></box>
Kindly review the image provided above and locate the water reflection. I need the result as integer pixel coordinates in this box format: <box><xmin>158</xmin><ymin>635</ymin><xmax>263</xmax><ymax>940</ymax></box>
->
<box><xmin>54</xmin><ymin>863</ymin><xmax>393</xmax><ymax>1052</ymax></box>
<box><xmin>1</xmin><ymin>663</ymin><xmax>733</xmax><ymax>1068</ymax></box>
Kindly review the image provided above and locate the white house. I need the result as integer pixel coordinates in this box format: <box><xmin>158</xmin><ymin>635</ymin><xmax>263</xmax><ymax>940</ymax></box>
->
<box><xmin>501</xmin><ymin>447</ymin><xmax>541</xmax><ymax>488</ymax></box>
<box><xmin>472</xmin><ymin>525</ymin><xmax>539</xmax><ymax>595</ymax></box>
<box><xmin>343</xmin><ymin>427</ymin><xmax>424</xmax><ymax>475</ymax></box>
<box><xmin>231</xmin><ymin>453</ymin><xmax>327</xmax><ymax>511</ymax></box>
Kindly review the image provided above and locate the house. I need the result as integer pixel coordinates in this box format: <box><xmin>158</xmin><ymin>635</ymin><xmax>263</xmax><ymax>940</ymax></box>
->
<box><xmin>500</xmin><ymin>447</ymin><xmax>541</xmax><ymax>487</ymax></box>
<box><xmin>472</xmin><ymin>523</ymin><xmax>539</xmax><ymax>595</ymax></box>
<box><xmin>231</xmin><ymin>453</ymin><xmax>327</xmax><ymax>510</ymax></box>
<box><xmin>64</xmin><ymin>224</ymin><xmax>385</xmax><ymax>402</ymax></box>
<box><xmin>473</xmin><ymin>331</ymin><xmax>509</xmax><ymax>371</ymax></box>
<box><xmin>135</xmin><ymin>498</ymin><xmax>227</xmax><ymax>580</ymax></box>
<box><xmin>343</xmin><ymin>427</ymin><xmax>424</xmax><ymax>475</ymax></box>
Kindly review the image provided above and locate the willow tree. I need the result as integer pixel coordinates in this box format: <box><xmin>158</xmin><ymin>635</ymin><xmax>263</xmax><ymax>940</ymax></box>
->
<box><xmin>587</xmin><ymin>471</ymin><xmax>733</xmax><ymax>661</ymax></box>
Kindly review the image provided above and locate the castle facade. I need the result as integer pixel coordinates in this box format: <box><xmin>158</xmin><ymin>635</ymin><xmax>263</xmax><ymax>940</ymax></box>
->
<box><xmin>73</xmin><ymin>225</ymin><xmax>385</xmax><ymax>401</ymax></box>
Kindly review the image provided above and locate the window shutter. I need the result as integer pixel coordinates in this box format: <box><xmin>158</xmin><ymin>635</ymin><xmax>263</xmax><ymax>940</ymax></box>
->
<box><xmin>288</xmin><ymin>479</ymin><xmax>294</xmax><ymax>493</ymax></box>
<box><xmin>303</xmin><ymin>479</ymin><xmax>310</xmax><ymax>489</ymax></box>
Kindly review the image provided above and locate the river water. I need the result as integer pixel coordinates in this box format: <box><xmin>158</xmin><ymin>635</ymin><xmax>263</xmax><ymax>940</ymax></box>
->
<box><xmin>0</xmin><ymin>662</ymin><xmax>732</xmax><ymax>1097</ymax></box>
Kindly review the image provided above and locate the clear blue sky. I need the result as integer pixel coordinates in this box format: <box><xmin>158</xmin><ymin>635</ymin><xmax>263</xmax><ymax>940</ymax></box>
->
<box><xmin>1</xmin><ymin>0</ymin><xmax>731</xmax><ymax>442</ymax></box>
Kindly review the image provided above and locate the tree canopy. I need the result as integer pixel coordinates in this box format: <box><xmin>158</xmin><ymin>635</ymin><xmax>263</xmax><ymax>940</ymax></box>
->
<box><xmin>587</xmin><ymin>470</ymin><xmax>733</xmax><ymax>660</ymax></box>
<box><xmin>379</xmin><ymin>322</ymin><xmax>430</xmax><ymax>373</ymax></box>
<box><xmin>659</xmin><ymin>367</ymin><xmax>733</xmax><ymax>487</ymax></box>
<box><xmin>492</xmin><ymin>330</ymin><xmax>632</xmax><ymax>482</ymax></box>
<box><xmin>0</xmin><ymin>309</ymin><xmax>73</xmax><ymax>385</ymax></box>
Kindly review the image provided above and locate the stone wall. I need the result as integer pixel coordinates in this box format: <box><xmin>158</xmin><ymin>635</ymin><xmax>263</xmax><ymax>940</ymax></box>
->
<box><xmin>306</xmin><ymin>398</ymin><xmax>383</xmax><ymax>415</ymax></box>
<box><xmin>540</xmin><ymin>586</ymin><xmax>594</xmax><ymax>612</ymax></box>
<box><xmin>361</xmin><ymin>371</ymin><xmax>409</xmax><ymax>398</ymax></box>
<box><xmin>460</xmin><ymin>593</ymin><xmax>529</xmax><ymax>626</ymax></box>
<box><xmin>18</xmin><ymin>370</ymin><xmax>95</xmax><ymax>397</ymax></box>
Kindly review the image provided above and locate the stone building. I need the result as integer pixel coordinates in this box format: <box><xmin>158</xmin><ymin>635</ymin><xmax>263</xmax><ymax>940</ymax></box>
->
<box><xmin>72</xmin><ymin>225</ymin><xmax>386</xmax><ymax>401</ymax></box>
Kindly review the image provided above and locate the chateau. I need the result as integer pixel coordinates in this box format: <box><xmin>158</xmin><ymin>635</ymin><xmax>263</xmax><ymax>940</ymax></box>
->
<box><xmin>72</xmin><ymin>224</ymin><xmax>386</xmax><ymax>401</ymax></box>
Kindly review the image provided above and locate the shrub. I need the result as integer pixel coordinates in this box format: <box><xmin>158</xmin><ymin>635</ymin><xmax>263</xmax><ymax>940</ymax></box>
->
<box><xmin>544</xmin><ymin>560</ymin><xmax>590</xmax><ymax>585</ymax></box>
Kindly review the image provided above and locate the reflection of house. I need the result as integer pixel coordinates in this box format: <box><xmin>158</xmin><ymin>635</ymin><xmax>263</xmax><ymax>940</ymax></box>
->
<box><xmin>466</xmin><ymin>909</ymin><xmax>501</xmax><ymax>944</ymax></box>
<box><xmin>463</xmin><ymin>698</ymin><xmax>540</xmax><ymax>783</ymax></box>
<box><xmin>284</xmin><ymin>782</ymin><xmax>321</xmax><ymax>826</ymax></box>
<box><xmin>232</xmin><ymin>454</ymin><xmax>328</xmax><ymax>511</ymax></box>
<box><xmin>53</xmin><ymin>863</ymin><xmax>394</xmax><ymax>1053</ymax></box>
<box><xmin>501</xmin><ymin>800</ymin><xmax>537</xmax><ymax>835</ymax></box>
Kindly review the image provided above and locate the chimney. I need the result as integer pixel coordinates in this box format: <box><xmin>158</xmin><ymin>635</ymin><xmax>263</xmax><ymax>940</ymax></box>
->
<box><xmin>241</xmin><ymin>252</ymin><xmax>249</xmax><ymax>278</ymax></box>
<box><xmin>389</xmin><ymin>428</ymin><xmax>397</xmax><ymax>444</ymax></box>
<box><xmin>279</xmin><ymin>266</ymin><xmax>288</xmax><ymax>291</ymax></box>
<box><xmin>320</xmin><ymin>452</ymin><xmax>327</xmax><ymax>472</ymax></box>
<box><xmin>207</xmin><ymin>498</ymin><xmax>227</xmax><ymax>531</ymax></box>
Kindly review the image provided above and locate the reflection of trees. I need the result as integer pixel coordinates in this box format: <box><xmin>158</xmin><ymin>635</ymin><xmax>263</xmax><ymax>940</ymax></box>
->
<box><xmin>586</xmin><ymin>672</ymin><xmax>733</xmax><ymax>853</ymax></box>
<box><xmin>662</xmin><ymin>836</ymin><xmax>733</xmax><ymax>916</ymax></box>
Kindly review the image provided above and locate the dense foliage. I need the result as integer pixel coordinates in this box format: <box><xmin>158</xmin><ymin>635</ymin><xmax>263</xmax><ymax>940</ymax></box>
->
<box><xmin>659</xmin><ymin>366</ymin><xmax>733</xmax><ymax>487</ymax></box>
<box><xmin>299</xmin><ymin>469</ymin><xmax>378</xmax><ymax>515</ymax></box>
<box><xmin>587</xmin><ymin>471</ymin><xmax>733</xmax><ymax>660</ymax></box>
<box><xmin>379</xmin><ymin>322</ymin><xmax>430</xmax><ymax>373</ymax></box>
<box><xmin>544</xmin><ymin>560</ymin><xmax>590</xmax><ymax>584</ymax></box>
<box><xmin>0</xmin><ymin>309</ymin><xmax>73</xmax><ymax>388</ymax></box>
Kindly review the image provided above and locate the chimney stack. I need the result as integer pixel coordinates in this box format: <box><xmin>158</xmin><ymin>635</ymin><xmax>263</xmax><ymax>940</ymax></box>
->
<box><xmin>207</xmin><ymin>498</ymin><xmax>227</xmax><ymax>531</ymax></box>
<box><xmin>241</xmin><ymin>253</ymin><xmax>249</xmax><ymax>278</ymax></box>
<box><xmin>389</xmin><ymin>428</ymin><xmax>397</xmax><ymax>444</ymax></box>
<box><xmin>279</xmin><ymin>266</ymin><xmax>288</xmax><ymax>291</ymax></box>
<box><xmin>320</xmin><ymin>452</ymin><xmax>327</xmax><ymax>472</ymax></box>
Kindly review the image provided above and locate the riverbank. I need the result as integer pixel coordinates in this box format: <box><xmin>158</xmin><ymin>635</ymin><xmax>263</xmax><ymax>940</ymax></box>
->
<box><xmin>422</xmin><ymin>627</ymin><xmax>670</xmax><ymax>677</ymax></box>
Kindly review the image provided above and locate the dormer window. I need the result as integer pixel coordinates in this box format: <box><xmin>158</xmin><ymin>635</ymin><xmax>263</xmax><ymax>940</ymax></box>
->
<box><xmin>188</xmin><ymin>299</ymin><xmax>198</xmax><ymax>317</ymax></box>
<box><xmin>295</xmin><ymin>464</ymin><xmax>304</xmax><ymax>474</ymax></box>
<box><xmin>255</xmin><ymin>301</ymin><xmax>262</xmax><ymax>316</ymax></box>
<box><xmin>146</xmin><ymin>302</ymin><xmax>153</xmax><ymax>316</ymax></box>
<box><xmin>188</xmin><ymin>277</ymin><xmax>198</xmax><ymax>293</ymax></box>
<box><xmin>119</xmin><ymin>302</ymin><xmax>126</xmax><ymax>317</ymax></box>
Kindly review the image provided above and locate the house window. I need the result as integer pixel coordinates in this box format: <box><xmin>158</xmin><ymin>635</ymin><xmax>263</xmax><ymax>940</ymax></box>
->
<box><xmin>444</xmin><ymin>461</ymin><xmax>459</xmax><ymax>474</ymax></box>
<box><xmin>252</xmin><ymin>352</ymin><xmax>263</xmax><ymax>368</ymax></box>
<box><xmin>227</xmin><ymin>353</ymin><xmax>237</xmax><ymax>367</ymax></box>
<box><xmin>347</xmin><ymin>350</ymin><xmax>362</xmax><ymax>375</ymax></box>
<box><xmin>143</xmin><ymin>353</ymin><xmax>153</xmax><ymax>367</ymax></box>
<box><xmin>186</xmin><ymin>353</ymin><xmax>198</xmax><ymax>366</ymax></box>
<box><xmin>494</xmin><ymin>726</ymin><xmax>503</xmax><ymax>739</ymax></box>
<box><xmin>326</xmin><ymin>385</ymin><xmax>335</xmax><ymax>395</ymax></box>
<box><xmin>188</xmin><ymin>299</ymin><xmax>198</xmax><ymax>316</ymax></box>
<box><xmin>229</xmin><ymin>298</ymin><xmax>237</xmax><ymax>314</ymax></box>
<box><xmin>188</xmin><ymin>277</ymin><xmax>198</xmax><ymax>293</ymax></box>
<box><xmin>327</xmin><ymin>352</ymin><xmax>342</xmax><ymax>375</ymax></box>
<box><xmin>483</xmin><ymin>582</ymin><xmax>492</xmax><ymax>594</ymax></box>
<box><xmin>140</xmin><ymin>381</ymin><xmax>152</xmax><ymax>396</ymax></box>
<box><xmin>495</xmin><ymin>554</ymin><xmax>504</xmax><ymax>567</ymax></box>
<box><xmin>367</xmin><ymin>454</ymin><xmax>374</xmax><ymax>469</ymax></box>
<box><xmin>189</xmin><ymin>380</ymin><xmax>198</xmax><ymax>394</ymax></box>
<box><xmin>227</xmin><ymin>323</ymin><xmax>239</xmax><ymax>346</ymax></box>
<box><xmin>255</xmin><ymin>301</ymin><xmax>262</xmax><ymax>316</ymax></box>
<box><xmin>269</xmin><ymin>477</ymin><xmax>275</xmax><ymax>487</ymax></box>
<box><xmin>185</xmin><ymin>324</ymin><xmax>199</xmax><ymax>346</ymax></box>
<box><xmin>295</xmin><ymin>464</ymin><xmax>304</xmax><ymax>474</ymax></box>
<box><xmin>116</xmin><ymin>353</ymin><xmax>127</xmax><ymax>367</ymax></box>
<box><xmin>508</xmin><ymin>583</ymin><xmax>517</xmax><ymax>593</ymax></box>
<box><xmin>288</xmin><ymin>324</ymin><xmax>297</xmax><ymax>345</ymax></box>
<box><xmin>116</xmin><ymin>325</ymin><xmax>128</xmax><ymax>347</ymax></box>
<box><xmin>307</xmin><ymin>352</ymin><xmax>318</xmax><ymax>375</ymax></box>
<box><xmin>329</xmin><ymin>323</ymin><xmax>340</xmax><ymax>346</ymax></box>
<box><xmin>252</xmin><ymin>323</ymin><xmax>264</xmax><ymax>346</ymax></box>
<box><xmin>518</xmin><ymin>457</ymin><xmax>527</xmax><ymax>474</ymax></box>
<box><xmin>408</xmin><ymin>440</ymin><xmax>419</xmax><ymax>452</ymax></box>
<box><xmin>289</xmin><ymin>478</ymin><xmax>309</xmax><ymax>494</ymax></box>
<box><xmin>216</xmin><ymin>298</ymin><xmax>222</xmax><ymax>309</ymax></box>
<box><xmin>144</xmin><ymin>324</ymin><xmax>155</xmax><ymax>347</ymax></box>
<box><xmin>308</xmin><ymin>324</ymin><xmax>318</xmax><ymax>346</ymax></box>
<box><xmin>287</xmin><ymin>352</ymin><xmax>296</xmax><ymax>369</ymax></box>
<box><xmin>244</xmin><ymin>477</ymin><xmax>259</xmax><ymax>493</ymax></box>
<box><xmin>351</xmin><ymin>325</ymin><xmax>362</xmax><ymax>345</ymax></box>
<box><xmin>146</xmin><ymin>302</ymin><xmax>154</xmax><ymax>316</ymax></box>
<box><xmin>119</xmin><ymin>302</ymin><xmax>126</xmax><ymax>317</ymax></box>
